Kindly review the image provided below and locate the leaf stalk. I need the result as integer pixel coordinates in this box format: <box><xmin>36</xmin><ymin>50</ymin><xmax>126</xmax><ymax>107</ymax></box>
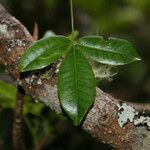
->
<box><xmin>70</xmin><ymin>0</ymin><xmax>75</xmax><ymax>32</ymax></box>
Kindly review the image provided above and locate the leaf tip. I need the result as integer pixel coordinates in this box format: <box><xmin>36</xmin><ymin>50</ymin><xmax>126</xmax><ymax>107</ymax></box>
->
<box><xmin>135</xmin><ymin>57</ymin><xmax>142</xmax><ymax>61</ymax></box>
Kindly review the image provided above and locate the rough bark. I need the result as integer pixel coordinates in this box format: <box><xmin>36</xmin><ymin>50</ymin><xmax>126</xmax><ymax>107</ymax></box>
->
<box><xmin>0</xmin><ymin>4</ymin><xmax>150</xmax><ymax>150</ymax></box>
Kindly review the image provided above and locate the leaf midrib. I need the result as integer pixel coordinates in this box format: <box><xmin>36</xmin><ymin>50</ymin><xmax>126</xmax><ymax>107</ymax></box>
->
<box><xmin>39</xmin><ymin>43</ymin><xmax>72</xmax><ymax>60</ymax></box>
<box><xmin>24</xmin><ymin>42</ymin><xmax>72</xmax><ymax>69</ymax></box>
<box><xmin>72</xmin><ymin>46</ymin><xmax>79</xmax><ymax>124</ymax></box>
<box><xmin>77</xmin><ymin>43</ymin><xmax>134</xmax><ymax>57</ymax></box>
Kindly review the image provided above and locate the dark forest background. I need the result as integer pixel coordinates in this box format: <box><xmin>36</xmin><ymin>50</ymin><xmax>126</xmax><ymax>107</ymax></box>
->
<box><xmin>0</xmin><ymin>0</ymin><xmax>150</xmax><ymax>149</ymax></box>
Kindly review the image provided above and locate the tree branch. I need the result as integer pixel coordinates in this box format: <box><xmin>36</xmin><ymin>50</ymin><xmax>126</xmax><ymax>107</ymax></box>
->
<box><xmin>0</xmin><ymin>4</ymin><xmax>150</xmax><ymax>149</ymax></box>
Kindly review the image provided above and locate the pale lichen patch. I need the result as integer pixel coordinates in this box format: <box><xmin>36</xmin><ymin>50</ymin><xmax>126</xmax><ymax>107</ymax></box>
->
<box><xmin>37</xmin><ymin>78</ymin><xmax>42</xmax><ymax>85</ymax></box>
<box><xmin>18</xmin><ymin>80</ymin><xmax>22</xmax><ymax>86</ymax></box>
<box><xmin>117</xmin><ymin>103</ymin><xmax>150</xmax><ymax>129</ymax></box>
<box><xmin>25</xmin><ymin>75</ymin><xmax>36</xmax><ymax>85</ymax></box>
<box><xmin>117</xmin><ymin>103</ymin><xmax>138</xmax><ymax>127</ymax></box>
<box><xmin>134</xmin><ymin>116</ymin><xmax>150</xmax><ymax>130</ymax></box>
<box><xmin>7</xmin><ymin>39</ymin><xmax>26</xmax><ymax>49</ymax></box>
<box><xmin>0</xmin><ymin>24</ymin><xmax>14</xmax><ymax>38</ymax></box>
<box><xmin>7</xmin><ymin>48</ymin><xmax>11</xmax><ymax>52</ymax></box>
<box><xmin>0</xmin><ymin>24</ymin><xmax>8</xmax><ymax>35</ymax></box>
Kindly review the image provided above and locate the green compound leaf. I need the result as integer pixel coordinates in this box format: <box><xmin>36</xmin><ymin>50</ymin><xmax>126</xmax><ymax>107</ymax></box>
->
<box><xmin>19</xmin><ymin>36</ymin><xmax>72</xmax><ymax>72</ymax></box>
<box><xmin>58</xmin><ymin>46</ymin><xmax>96</xmax><ymax>125</ymax></box>
<box><xmin>77</xmin><ymin>36</ymin><xmax>141</xmax><ymax>65</ymax></box>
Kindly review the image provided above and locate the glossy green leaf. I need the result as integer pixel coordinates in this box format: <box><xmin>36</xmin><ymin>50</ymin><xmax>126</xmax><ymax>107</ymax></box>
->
<box><xmin>19</xmin><ymin>36</ymin><xmax>72</xmax><ymax>72</ymax></box>
<box><xmin>58</xmin><ymin>46</ymin><xmax>96</xmax><ymax>125</ymax></box>
<box><xmin>77</xmin><ymin>36</ymin><xmax>141</xmax><ymax>65</ymax></box>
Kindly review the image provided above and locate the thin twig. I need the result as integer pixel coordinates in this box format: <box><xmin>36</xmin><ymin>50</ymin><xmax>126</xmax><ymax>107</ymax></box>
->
<box><xmin>12</xmin><ymin>86</ymin><xmax>25</xmax><ymax>150</ymax></box>
<box><xmin>32</xmin><ymin>22</ymin><xmax>39</xmax><ymax>41</ymax></box>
